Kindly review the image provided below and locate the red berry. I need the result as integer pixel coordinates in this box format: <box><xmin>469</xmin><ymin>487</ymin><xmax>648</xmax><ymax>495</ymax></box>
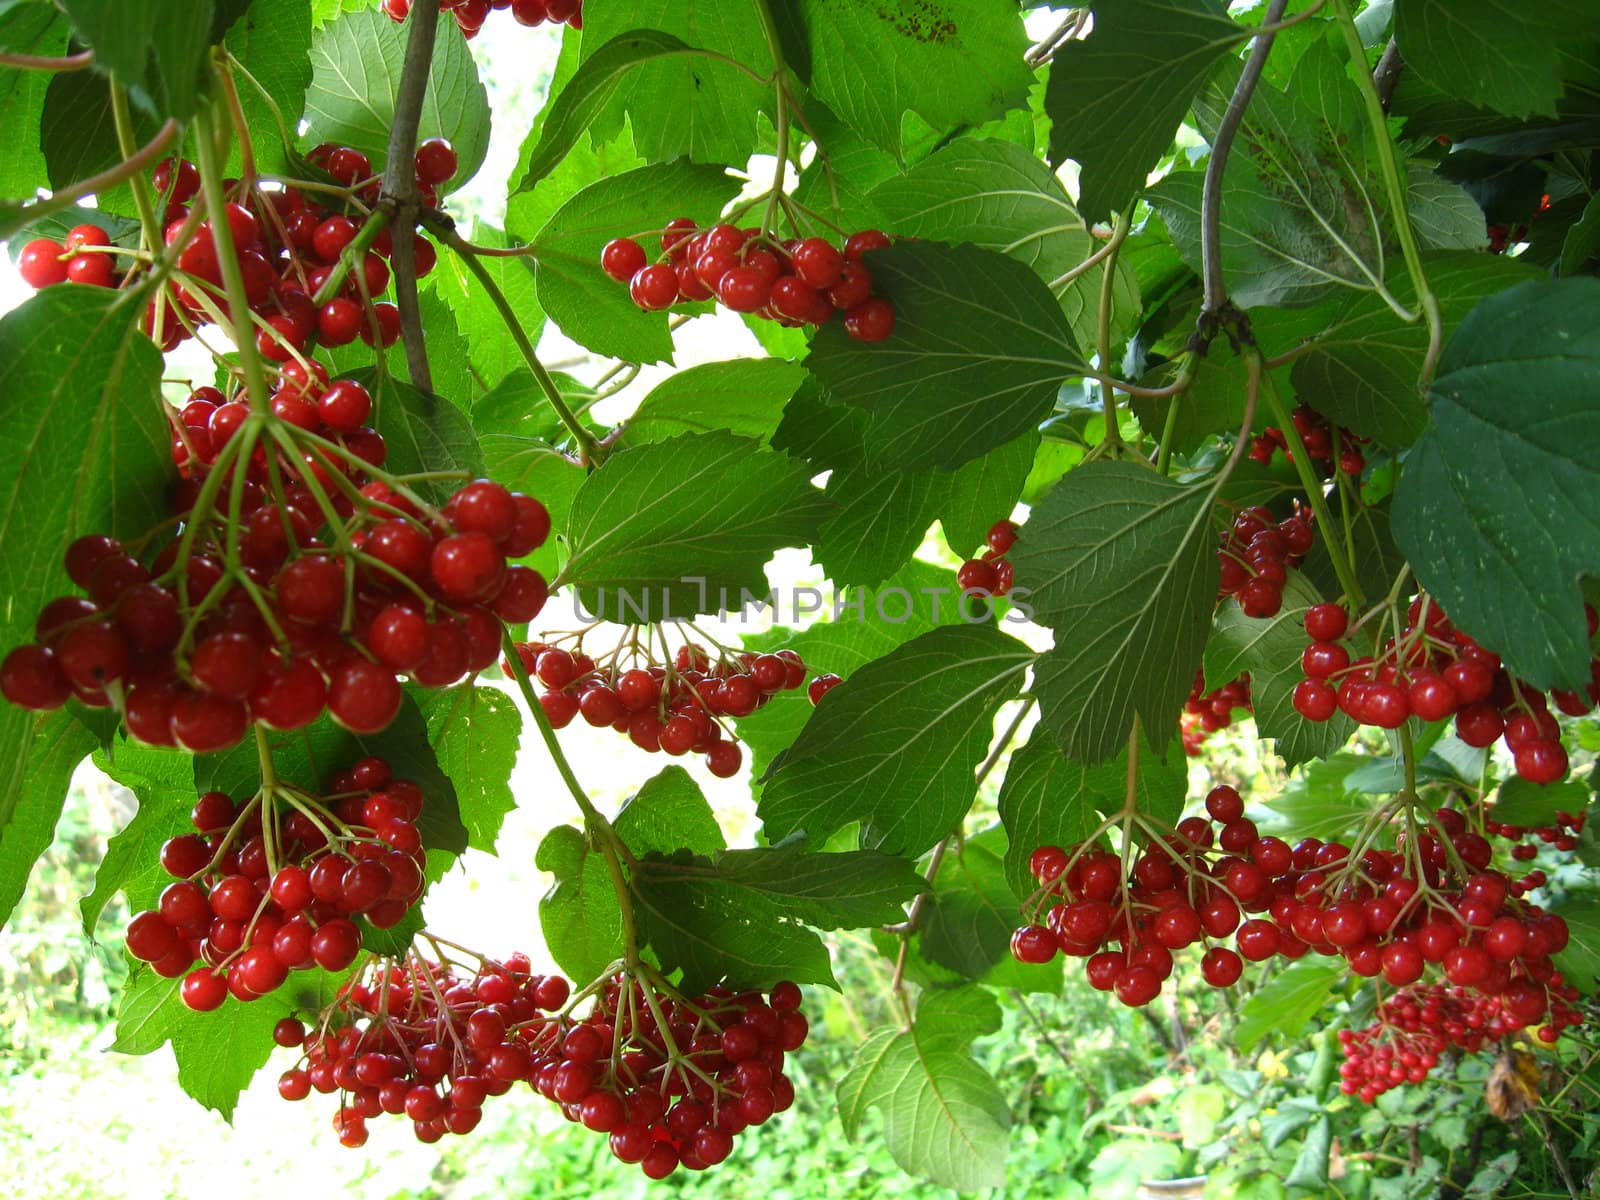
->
<box><xmin>629</xmin><ymin>264</ymin><xmax>679</xmax><ymax>310</ymax></box>
<box><xmin>414</xmin><ymin>137</ymin><xmax>458</xmax><ymax>186</ymax></box>
<box><xmin>601</xmin><ymin>237</ymin><xmax>647</xmax><ymax>282</ymax></box>
<box><xmin>18</xmin><ymin>238</ymin><xmax>68</xmax><ymax>287</ymax></box>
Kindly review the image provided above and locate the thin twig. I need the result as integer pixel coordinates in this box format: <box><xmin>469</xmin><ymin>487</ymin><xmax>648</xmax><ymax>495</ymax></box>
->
<box><xmin>0</xmin><ymin>48</ymin><xmax>93</xmax><ymax>71</ymax></box>
<box><xmin>1025</xmin><ymin>8</ymin><xmax>1088</xmax><ymax>67</ymax></box>
<box><xmin>383</xmin><ymin>0</ymin><xmax>441</xmax><ymax>393</ymax></box>
<box><xmin>0</xmin><ymin>117</ymin><xmax>178</xmax><ymax>243</ymax></box>
<box><xmin>1199</xmin><ymin>0</ymin><xmax>1290</xmax><ymax>323</ymax></box>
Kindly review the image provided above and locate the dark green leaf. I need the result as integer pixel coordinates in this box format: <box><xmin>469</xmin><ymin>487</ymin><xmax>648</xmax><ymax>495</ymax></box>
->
<box><xmin>920</xmin><ymin>827</ymin><xmax>1019</xmax><ymax>979</ymax></box>
<box><xmin>353</xmin><ymin>369</ymin><xmax>485</xmax><ymax>506</ymax></box>
<box><xmin>1392</xmin><ymin>277</ymin><xmax>1600</xmax><ymax>690</ymax></box>
<box><xmin>0</xmin><ymin>709</ymin><xmax>96</xmax><ymax>930</ymax></box>
<box><xmin>814</xmin><ymin>464</ymin><xmax>943</xmax><ymax>588</ymax></box>
<box><xmin>415</xmin><ymin>685</ymin><xmax>521</xmax><ymax>854</ymax></box>
<box><xmin>1235</xmin><ymin>959</ymin><xmax>1345</xmax><ymax>1052</ymax></box>
<box><xmin>40</xmin><ymin>67</ymin><xmax>149</xmax><ymax>209</ymax></box>
<box><xmin>630</xmin><ymin>860</ymin><xmax>838</xmax><ymax>993</ymax></box>
<box><xmin>836</xmin><ymin>987</ymin><xmax>1010</xmax><ymax>1191</ymax></box>
<box><xmin>758</xmin><ymin>625</ymin><xmax>1033</xmax><ymax>856</ymax></box>
<box><xmin>559</xmin><ymin>431</ymin><xmax>829</xmax><ymax>621</ymax></box>
<box><xmin>1046</xmin><ymin>0</ymin><xmax>1245</xmax><ymax>222</ymax></box>
<box><xmin>60</xmin><ymin>0</ymin><xmax>213</xmax><ymax>120</ymax></box>
<box><xmin>1553</xmin><ymin>896</ymin><xmax>1600</xmax><ymax>991</ymax></box>
<box><xmin>222</xmin><ymin>0</ymin><xmax>313</xmax><ymax>173</ymax></box>
<box><xmin>1394</xmin><ymin>0</ymin><xmax>1599</xmax><ymax>119</ymax></box>
<box><xmin>303</xmin><ymin>9</ymin><xmax>489</xmax><ymax>191</ymax></box>
<box><xmin>792</xmin><ymin>0</ymin><xmax>1031</xmax><ymax>158</ymax></box>
<box><xmin>1204</xmin><ymin>572</ymin><xmax>1356</xmax><ymax>768</ymax></box>
<box><xmin>0</xmin><ymin>2</ymin><xmax>65</xmax><ymax>199</ymax></box>
<box><xmin>537</xmin><ymin>824</ymin><xmax>624</xmax><ymax>983</ymax></box>
<box><xmin>937</xmin><ymin>432</ymin><xmax>1038</xmax><ymax>558</ymax></box>
<box><xmin>581</xmin><ymin>0</ymin><xmax>771</xmax><ymax>165</ymax></box>
<box><xmin>804</xmin><ymin>241</ymin><xmax>1078</xmax><ymax>472</ymax></box>
<box><xmin>622</xmin><ymin>358</ymin><xmax>805</xmax><ymax>447</ymax></box>
<box><xmin>1291</xmin><ymin>253</ymin><xmax>1543</xmax><ymax>446</ymax></box>
<box><xmin>515</xmin><ymin>29</ymin><xmax>695</xmax><ymax>191</ymax></box>
<box><xmin>1493</xmin><ymin>777</ymin><xmax>1590</xmax><ymax>829</ymax></box>
<box><xmin>1406</xmin><ymin>165</ymin><xmax>1489</xmax><ymax>251</ymax></box>
<box><xmin>1561</xmin><ymin>191</ymin><xmax>1600</xmax><ymax>276</ymax></box>
<box><xmin>1013</xmin><ymin>461</ymin><xmax>1218</xmax><ymax>764</ymax></box>
<box><xmin>529</xmin><ymin>161</ymin><xmax>739</xmax><ymax>363</ymax></box>
<box><xmin>614</xmin><ymin>765</ymin><xmax>726</xmax><ymax>857</ymax></box>
<box><xmin>82</xmin><ymin>733</ymin><xmax>195</xmax><ymax>933</ymax></box>
<box><xmin>996</xmin><ymin>726</ymin><xmax>1184</xmax><ymax>900</ymax></box>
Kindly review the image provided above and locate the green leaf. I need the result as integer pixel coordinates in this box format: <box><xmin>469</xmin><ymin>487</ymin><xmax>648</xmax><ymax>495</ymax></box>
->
<box><xmin>621</xmin><ymin>358</ymin><xmax>806</xmax><ymax>447</ymax></box>
<box><xmin>938</xmin><ymin>432</ymin><xmax>1038</xmax><ymax>558</ymax></box>
<box><xmin>475</xmin><ymin>428</ymin><xmax>583</xmax><ymax>581</ymax></box>
<box><xmin>1492</xmin><ymin>777</ymin><xmax>1590</xmax><ymax>829</ymax></box>
<box><xmin>515</xmin><ymin>28</ymin><xmax>695</xmax><ymax>191</ymax></box>
<box><xmin>0</xmin><ymin>709</ymin><xmax>95</xmax><ymax>930</ymax></box>
<box><xmin>559</xmin><ymin>431</ymin><xmax>829</xmax><ymax>622</ymax></box>
<box><xmin>425</xmin><ymin>226</ymin><xmax>544</xmax><ymax>389</ymax></box>
<box><xmin>1285</xmin><ymin>1115</ymin><xmax>1333</xmax><ymax>1190</ymax></box>
<box><xmin>1553</xmin><ymin>896</ymin><xmax>1600</xmax><ymax>991</ymax></box>
<box><xmin>1046</xmin><ymin>0</ymin><xmax>1245</xmax><ymax>222</ymax></box>
<box><xmin>1394</xmin><ymin>0</ymin><xmax>1599</xmax><ymax>120</ymax></box>
<box><xmin>222</xmin><ymin>0</ymin><xmax>313</xmax><ymax>174</ymax></box>
<box><xmin>996</xmin><ymin>726</ymin><xmax>1184</xmax><ymax>901</ymax></box>
<box><xmin>0</xmin><ymin>288</ymin><xmax>170</xmax><ymax>652</ymax></box>
<box><xmin>1392</xmin><ymin>277</ymin><xmax>1600</xmax><ymax>690</ymax></box>
<box><xmin>614</xmin><ymin>765</ymin><xmax>726</xmax><ymax>857</ymax></box>
<box><xmin>804</xmin><ymin>241</ymin><xmax>1079</xmax><ymax>472</ymax></box>
<box><xmin>537</xmin><ymin>824</ymin><xmax>624</xmax><ymax>983</ymax></box>
<box><xmin>836</xmin><ymin>987</ymin><xmax>1011</xmax><ymax>1191</ymax></box>
<box><xmin>414</xmin><ymin>685</ymin><xmax>521</xmax><ymax>855</ymax></box>
<box><xmin>82</xmin><ymin>733</ymin><xmax>195</xmax><ymax>932</ymax></box>
<box><xmin>529</xmin><ymin>161</ymin><xmax>739</xmax><ymax>363</ymax></box>
<box><xmin>0</xmin><ymin>3</ymin><xmax>65</xmax><ymax>200</ymax></box>
<box><xmin>1204</xmin><ymin>572</ymin><xmax>1355</xmax><ymax>769</ymax></box>
<box><xmin>735</xmin><ymin>560</ymin><xmax>964</xmax><ymax>783</ymax></box>
<box><xmin>758</xmin><ymin>624</ymin><xmax>1033</xmax><ymax>856</ymax></box>
<box><xmin>303</xmin><ymin>9</ymin><xmax>490</xmax><ymax>192</ymax></box>
<box><xmin>1235</xmin><ymin>960</ymin><xmax>1345</xmax><ymax>1052</ymax></box>
<box><xmin>1561</xmin><ymin>190</ymin><xmax>1600</xmax><ymax>276</ymax></box>
<box><xmin>60</xmin><ymin>0</ymin><xmax>213</xmax><ymax>120</ymax></box>
<box><xmin>352</xmin><ymin>369</ymin><xmax>484</xmax><ymax>506</ymax></box>
<box><xmin>1291</xmin><ymin>253</ymin><xmax>1543</xmax><ymax>446</ymax></box>
<box><xmin>792</xmin><ymin>0</ymin><xmax>1031</xmax><ymax>158</ymax></box>
<box><xmin>814</xmin><ymin>464</ymin><xmax>943</xmax><ymax>589</ymax></box>
<box><xmin>920</xmin><ymin>827</ymin><xmax>1021</xmax><ymax>980</ymax></box>
<box><xmin>580</xmin><ymin>0</ymin><xmax>771</xmax><ymax>166</ymax></box>
<box><xmin>1406</xmin><ymin>165</ymin><xmax>1489</xmax><ymax>251</ymax></box>
<box><xmin>630</xmin><ymin>859</ymin><xmax>838</xmax><ymax>993</ymax></box>
<box><xmin>1264</xmin><ymin>753</ymin><xmax>1374</xmax><ymax>842</ymax></box>
<box><xmin>635</xmin><ymin>843</ymin><xmax>924</xmax><ymax>931</ymax></box>
<box><xmin>1013</xmin><ymin>461</ymin><xmax>1218</xmax><ymax>765</ymax></box>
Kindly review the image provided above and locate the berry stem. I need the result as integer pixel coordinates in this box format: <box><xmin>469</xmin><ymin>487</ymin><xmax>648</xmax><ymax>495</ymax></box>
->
<box><xmin>1259</xmin><ymin>374</ymin><xmax>1366</xmax><ymax>608</ymax></box>
<box><xmin>222</xmin><ymin>51</ymin><xmax>298</xmax><ymax>162</ymax></box>
<box><xmin>193</xmin><ymin>105</ymin><xmax>274</xmax><ymax>416</ymax></box>
<box><xmin>109</xmin><ymin>80</ymin><xmax>163</xmax><ymax>255</ymax></box>
<box><xmin>215</xmin><ymin>52</ymin><xmax>258</xmax><ymax>188</ymax></box>
<box><xmin>752</xmin><ymin>0</ymin><xmax>791</xmax><ymax>234</ymax></box>
<box><xmin>1330</xmin><ymin>0</ymin><xmax>1444</xmax><ymax>387</ymax></box>
<box><xmin>0</xmin><ymin>48</ymin><xmax>94</xmax><ymax>71</ymax></box>
<box><xmin>1097</xmin><ymin>207</ymin><xmax>1133</xmax><ymax>456</ymax></box>
<box><xmin>443</xmin><ymin>233</ymin><xmax>605</xmax><ymax>465</ymax></box>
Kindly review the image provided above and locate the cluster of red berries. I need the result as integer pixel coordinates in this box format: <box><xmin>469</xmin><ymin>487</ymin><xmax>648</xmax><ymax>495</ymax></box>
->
<box><xmin>16</xmin><ymin>222</ymin><xmax>126</xmax><ymax>290</ymax></box>
<box><xmin>18</xmin><ymin>143</ymin><xmax>454</xmax><ymax>356</ymax></box>
<box><xmin>526</xmin><ymin>973</ymin><xmax>807</xmax><ymax>1178</ymax></box>
<box><xmin>601</xmin><ymin>224</ymin><xmax>897</xmax><ymax>342</ymax></box>
<box><xmin>381</xmin><ymin>0</ymin><xmax>580</xmax><ymax>36</ymax></box>
<box><xmin>1248</xmin><ymin>404</ymin><xmax>1367</xmax><ymax>477</ymax></box>
<box><xmin>1012</xmin><ymin>787</ymin><xmax>1580</xmax><ymax>1042</ymax></box>
<box><xmin>956</xmin><ymin>519</ymin><xmax>1018</xmax><ymax>597</ymax></box>
<box><xmin>1290</xmin><ymin>596</ymin><xmax>1596</xmax><ymax>783</ymax></box>
<box><xmin>1488</xmin><ymin>808</ymin><xmax>1584</xmax><ymax>860</ymax></box>
<box><xmin>0</xmin><ymin>455</ymin><xmax>550</xmax><ymax>750</ymax></box>
<box><xmin>505</xmin><ymin>637</ymin><xmax>808</xmax><ymax>777</ymax></box>
<box><xmin>279</xmin><ymin>951</ymin><xmax>573</xmax><ymax>1146</ymax></box>
<box><xmin>1180</xmin><ymin>671</ymin><xmax>1252</xmax><ymax>757</ymax></box>
<box><xmin>123</xmin><ymin>756</ymin><xmax>427</xmax><ymax>1009</ymax></box>
<box><xmin>1216</xmin><ymin>503</ymin><xmax>1314</xmax><ymax>619</ymax></box>
<box><xmin>1337</xmin><ymin>983</ymin><xmax>1576</xmax><ymax>1102</ymax></box>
